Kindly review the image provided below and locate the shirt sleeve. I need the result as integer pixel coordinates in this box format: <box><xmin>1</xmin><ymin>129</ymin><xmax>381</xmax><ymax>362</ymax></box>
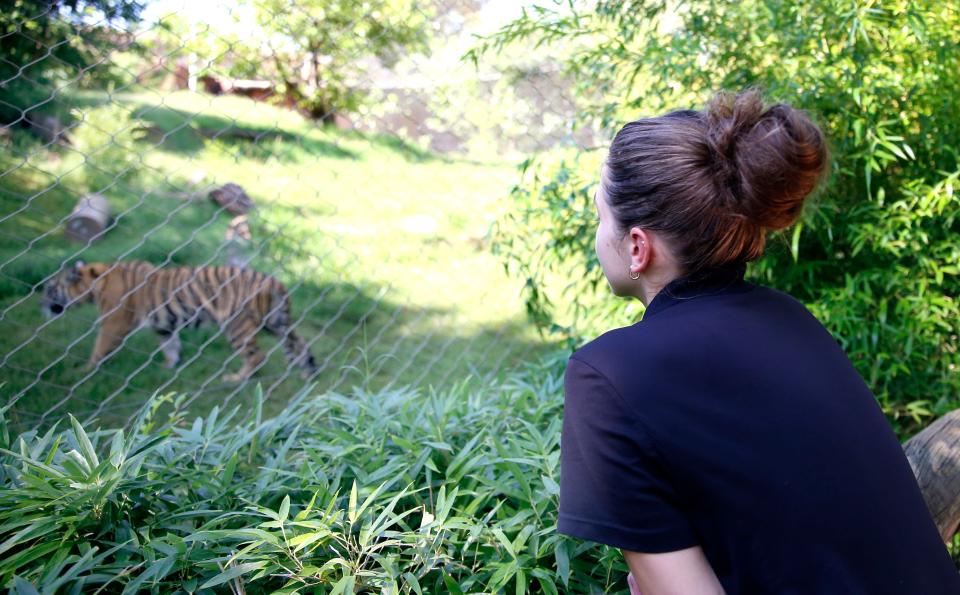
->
<box><xmin>557</xmin><ymin>355</ymin><xmax>699</xmax><ymax>552</ymax></box>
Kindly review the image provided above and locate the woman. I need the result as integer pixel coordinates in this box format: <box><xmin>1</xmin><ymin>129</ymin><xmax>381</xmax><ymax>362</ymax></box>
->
<box><xmin>557</xmin><ymin>88</ymin><xmax>960</xmax><ymax>594</ymax></box>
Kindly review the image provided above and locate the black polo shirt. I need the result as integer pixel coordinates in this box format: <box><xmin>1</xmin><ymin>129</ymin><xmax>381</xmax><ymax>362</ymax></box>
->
<box><xmin>558</xmin><ymin>261</ymin><xmax>960</xmax><ymax>594</ymax></box>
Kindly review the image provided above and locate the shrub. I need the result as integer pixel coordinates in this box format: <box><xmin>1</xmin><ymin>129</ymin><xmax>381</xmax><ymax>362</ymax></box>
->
<box><xmin>0</xmin><ymin>351</ymin><xmax>633</xmax><ymax>594</ymax></box>
<box><xmin>480</xmin><ymin>0</ymin><xmax>960</xmax><ymax>439</ymax></box>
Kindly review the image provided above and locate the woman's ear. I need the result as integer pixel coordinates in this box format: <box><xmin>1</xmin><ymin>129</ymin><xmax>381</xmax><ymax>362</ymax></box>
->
<box><xmin>627</xmin><ymin>226</ymin><xmax>650</xmax><ymax>274</ymax></box>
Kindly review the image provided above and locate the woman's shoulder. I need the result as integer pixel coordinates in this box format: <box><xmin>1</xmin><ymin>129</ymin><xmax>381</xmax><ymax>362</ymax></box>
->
<box><xmin>568</xmin><ymin>323</ymin><xmax>674</xmax><ymax>392</ymax></box>
<box><xmin>570</xmin><ymin>283</ymin><xmax>828</xmax><ymax>386</ymax></box>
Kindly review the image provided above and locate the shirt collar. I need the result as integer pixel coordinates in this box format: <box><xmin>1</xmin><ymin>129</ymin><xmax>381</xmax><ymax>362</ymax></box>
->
<box><xmin>642</xmin><ymin>260</ymin><xmax>750</xmax><ymax>319</ymax></box>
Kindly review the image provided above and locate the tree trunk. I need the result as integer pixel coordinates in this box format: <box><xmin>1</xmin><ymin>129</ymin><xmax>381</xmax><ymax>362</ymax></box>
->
<box><xmin>904</xmin><ymin>410</ymin><xmax>960</xmax><ymax>542</ymax></box>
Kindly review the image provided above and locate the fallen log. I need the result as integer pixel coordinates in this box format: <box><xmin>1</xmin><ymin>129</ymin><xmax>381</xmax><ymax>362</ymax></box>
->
<box><xmin>904</xmin><ymin>409</ymin><xmax>960</xmax><ymax>542</ymax></box>
<box><xmin>24</xmin><ymin>113</ymin><xmax>70</xmax><ymax>145</ymax></box>
<box><xmin>208</xmin><ymin>182</ymin><xmax>253</xmax><ymax>215</ymax></box>
<box><xmin>64</xmin><ymin>193</ymin><xmax>111</xmax><ymax>243</ymax></box>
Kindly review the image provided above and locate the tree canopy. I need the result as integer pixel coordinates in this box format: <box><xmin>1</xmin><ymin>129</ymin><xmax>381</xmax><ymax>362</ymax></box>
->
<box><xmin>0</xmin><ymin>0</ymin><xmax>144</xmax><ymax>124</ymax></box>
<box><xmin>244</xmin><ymin>0</ymin><xmax>434</xmax><ymax>119</ymax></box>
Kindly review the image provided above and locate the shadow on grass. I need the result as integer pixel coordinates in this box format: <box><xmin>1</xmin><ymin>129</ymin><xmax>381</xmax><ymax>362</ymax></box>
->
<box><xmin>61</xmin><ymin>89</ymin><xmax>447</xmax><ymax>164</ymax></box>
<box><xmin>134</xmin><ymin>107</ymin><xmax>360</xmax><ymax>161</ymax></box>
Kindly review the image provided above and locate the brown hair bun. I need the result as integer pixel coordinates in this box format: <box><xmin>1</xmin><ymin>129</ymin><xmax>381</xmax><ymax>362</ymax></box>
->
<box><xmin>603</xmin><ymin>88</ymin><xmax>830</xmax><ymax>273</ymax></box>
<box><xmin>704</xmin><ymin>88</ymin><xmax>829</xmax><ymax>232</ymax></box>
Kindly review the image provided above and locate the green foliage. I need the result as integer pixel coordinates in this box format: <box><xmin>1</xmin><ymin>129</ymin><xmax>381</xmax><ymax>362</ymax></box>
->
<box><xmin>490</xmin><ymin>148</ymin><xmax>645</xmax><ymax>354</ymax></box>
<box><xmin>68</xmin><ymin>103</ymin><xmax>143</xmax><ymax>192</ymax></box>
<box><xmin>240</xmin><ymin>0</ymin><xmax>434</xmax><ymax>120</ymax></box>
<box><xmin>0</xmin><ymin>355</ymin><xmax>635</xmax><ymax>593</ymax></box>
<box><xmin>0</xmin><ymin>0</ymin><xmax>144</xmax><ymax>125</ymax></box>
<box><xmin>479</xmin><ymin>0</ymin><xmax>960</xmax><ymax>438</ymax></box>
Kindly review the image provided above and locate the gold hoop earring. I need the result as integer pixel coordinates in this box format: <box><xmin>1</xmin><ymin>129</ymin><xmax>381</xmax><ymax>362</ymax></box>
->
<box><xmin>629</xmin><ymin>239</ymin><xmax>645</xmax><ymax>279</ymax></box>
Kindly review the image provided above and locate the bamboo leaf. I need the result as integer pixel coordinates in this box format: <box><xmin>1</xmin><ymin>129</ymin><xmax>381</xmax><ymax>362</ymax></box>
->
<box><xmin>68</xmin><ymin>415</ymin><xmax>99</xmax><ymax>470</ymax></box>
<box><xmin>348</xmin><ymin>479</ymin><xmax>358</xmax><ymax>524</ymax></box>
<box><xmin>199</xmin><ymin>562</ymin><xmax>266</xmax><ymax>589</ymax></box>
<box><xmin>11</xmin><ymin>576</ymin><xmax>40</xmax><ymax>595</ymax></box>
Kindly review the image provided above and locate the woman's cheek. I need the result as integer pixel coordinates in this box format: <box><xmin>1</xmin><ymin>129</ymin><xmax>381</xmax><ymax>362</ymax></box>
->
<box><xmin>596</xmin><ymin>226</ymin><xmax>615</xmax><ymax>288</ymax></box>
<box><xmin>595</xmin><ymin>225</ymin><xmax>602</xmax><ymax>264</ymax></box>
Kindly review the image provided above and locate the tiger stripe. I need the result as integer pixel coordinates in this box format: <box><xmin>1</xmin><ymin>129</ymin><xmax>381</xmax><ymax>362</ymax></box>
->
<box><xmin>40</xmin><ymin>260</ymin><xmax>319</xmax><ymax>382</ymax></box>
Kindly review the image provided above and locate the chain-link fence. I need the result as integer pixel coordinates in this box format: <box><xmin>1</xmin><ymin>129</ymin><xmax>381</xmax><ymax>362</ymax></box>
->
<box><xmin>1</xmin><ymin>0</ymin><xmax>592</xmax><ymax>432</ymax></box>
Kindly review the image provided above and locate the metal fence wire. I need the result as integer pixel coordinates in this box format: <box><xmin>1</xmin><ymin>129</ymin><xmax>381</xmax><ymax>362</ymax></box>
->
<box><xmin>0</xmin><ymin>1</ymin><xmax>588</xmax><ymax>432</ymax></box>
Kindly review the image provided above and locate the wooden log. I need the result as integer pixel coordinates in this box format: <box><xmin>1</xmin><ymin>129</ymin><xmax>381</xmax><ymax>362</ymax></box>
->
<box><xmin>64</xmin><ymin>193</ymin><xmax>111</xmax><ymax>243</ymax></box>
<box><xmin>209</xmin><ymin>182</ymin><xmax>253</xmax><ymax>215</ymax></box>
<box><xmin>903</xmin><ymin>409</ymin><xmax>960</xmax><ymax>542</ymax></box>
<box><xmin>223</xmin><ymin>79</ymin><xmax>275</xmax><ymax>101</ymax></box>
<box><xmin>24</xmin><ymin>113</ymin><xmax>70</xmax><ymax>145</ymax></box>
<box><xmin>199</xmin><ymin>73</ymin><xmax>224</xmax><ymax>95</ymax></box>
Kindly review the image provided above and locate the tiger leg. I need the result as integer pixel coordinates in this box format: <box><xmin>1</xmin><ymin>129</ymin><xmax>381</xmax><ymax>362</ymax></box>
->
<box><xmin>222</xmin><ymin>315</ymin><xmax>265</xmax><ymax>383</ymax></box>
<box><xmin>156</xmin><ymin>329</ymin><xmax>181</xmax><ymax>369</ymax></box>
<box><xmin>85</xmin><ymin>312</ymin><xmax>133</xmax><ymax>372</ymax></box>
<box><xmin>282</xmin><ymin>327</ymin><xmax>318</xmax><ymax>379</ymax></box>
<box><xmin>264</xmin><ymin>311</ymin><xmax>318</xmax><ymax>379</ymax></box>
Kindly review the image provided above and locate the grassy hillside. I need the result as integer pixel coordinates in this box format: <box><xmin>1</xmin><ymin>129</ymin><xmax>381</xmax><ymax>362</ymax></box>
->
<box><xmin>0</xmin><ymin>90</ymin><xmax>560</xmax><ymax>430</ymax></box>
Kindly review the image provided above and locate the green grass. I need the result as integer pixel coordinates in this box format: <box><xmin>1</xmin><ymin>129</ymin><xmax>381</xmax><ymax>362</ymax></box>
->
<box><xmin>0</xmin><ymin>89</ymin><xmax>560</xmax><ymax>430</ymax></box>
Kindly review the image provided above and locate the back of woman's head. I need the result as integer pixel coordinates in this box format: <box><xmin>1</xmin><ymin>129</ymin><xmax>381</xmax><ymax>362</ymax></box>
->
<box><xmin>603</xmin><ymin>88</ymin><xmax>829</xmax><ymax>274</ymax></box>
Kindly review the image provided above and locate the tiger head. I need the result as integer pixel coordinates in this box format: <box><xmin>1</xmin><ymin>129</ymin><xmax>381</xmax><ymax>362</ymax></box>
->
<box><xmin>41</xmin><ymin>261</ymin><xmax>107</xmax><ymax>318</ymax></box>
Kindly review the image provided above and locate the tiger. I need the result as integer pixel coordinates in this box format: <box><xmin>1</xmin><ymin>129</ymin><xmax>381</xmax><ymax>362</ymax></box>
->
<box><xmin>41</xmin><ymin>260</ymin><xmax>319</xmax><ymax>382</ymax></box>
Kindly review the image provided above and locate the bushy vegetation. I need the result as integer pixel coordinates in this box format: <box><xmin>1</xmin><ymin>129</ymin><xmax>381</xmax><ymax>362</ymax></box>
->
<box><xmin>0</xmin><ymin>0</ymin><xmax>143</xmax><ymax>125</ymax></box>
<box><xmin>0</xmin><ymin>352</ymin><xmax>641</xmax><ymax>594</ymax></box>
<box><xmin>481</xmin><ymin>0</ymin><xmax>960</xmax><ymax>440</ymax></box>
<box><xmin>147</xmin><ymin>0</ymin><xmax>433</xmax><ymax>121</ymax></box>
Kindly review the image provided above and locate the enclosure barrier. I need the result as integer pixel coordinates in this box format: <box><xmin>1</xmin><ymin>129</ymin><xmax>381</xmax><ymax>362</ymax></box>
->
<box><xmin>0</xmin><ymin>1</ymin><xmax>581</xmax><ymax>431</ymax></box>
